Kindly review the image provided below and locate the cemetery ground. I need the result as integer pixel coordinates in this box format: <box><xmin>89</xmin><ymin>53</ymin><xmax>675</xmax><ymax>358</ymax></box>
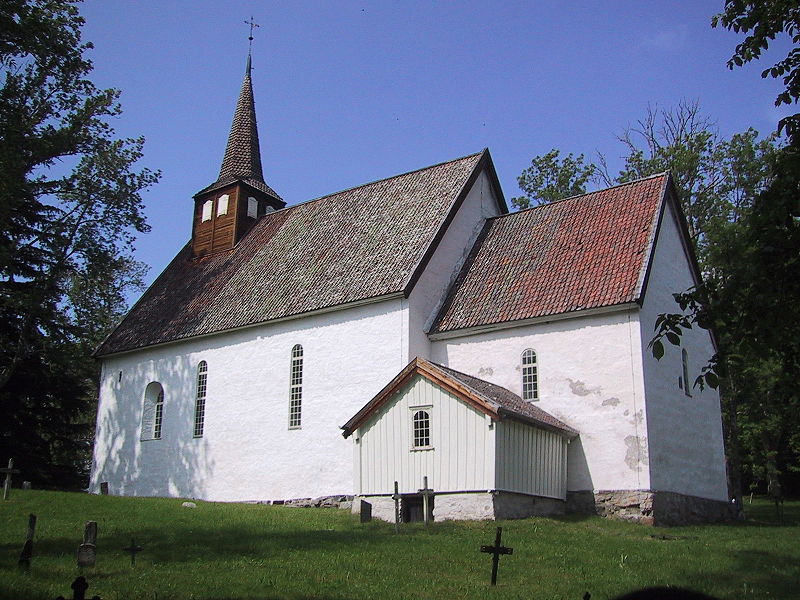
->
<box><xmin>0</xmin><ymin>490</ymin><xmax>797</xmax><ymax>600</ymax></box>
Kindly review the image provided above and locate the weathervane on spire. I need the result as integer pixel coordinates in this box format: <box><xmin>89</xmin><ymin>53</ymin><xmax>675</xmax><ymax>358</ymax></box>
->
<box><xmin>244</xmin><ymin>16</ymin><xmax>260</xmax><ymax>54</ymax></box>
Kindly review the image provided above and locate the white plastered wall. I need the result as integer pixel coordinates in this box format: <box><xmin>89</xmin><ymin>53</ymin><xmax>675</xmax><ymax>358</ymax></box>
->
<box><xmin>431</xmin><ymin>309</ymin><xmax>651</xmax><ymax>493</ymax></box>
<box><xmin>354</xmin><ymin>374</ymin><xmax>495</xmax><ymax>495</ymax></box>
<box><xmin>91</xmin><ymin>298</ymin><xmax>408</xmax><ymax>501</ymax></box>
<box><xmin>638</xmin><ymin>199</ymin><xmax>728</xmax><ymax>501</ymax></box>
<box><xmin>406</xmin><ymin>169</ymin><xmax>502</xmax><ymax>362</ymax></box>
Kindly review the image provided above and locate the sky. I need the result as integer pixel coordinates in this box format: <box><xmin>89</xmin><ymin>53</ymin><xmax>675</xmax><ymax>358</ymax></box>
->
<box><xmin>79</xmin><ymin>0</ymin><xmax>794</xmax><ymax>288</ymax></box>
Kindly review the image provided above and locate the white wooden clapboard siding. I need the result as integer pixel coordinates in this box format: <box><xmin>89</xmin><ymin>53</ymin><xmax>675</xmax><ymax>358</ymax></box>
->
<box><xmin>495</xmin><ymin>419</ymin><xmax>567</xmax><ymax>499</ymax></box>
<box><xmin>356</xmin><ymin>375</ymin><xmax>495</xmax><ymax>494</ymax></box>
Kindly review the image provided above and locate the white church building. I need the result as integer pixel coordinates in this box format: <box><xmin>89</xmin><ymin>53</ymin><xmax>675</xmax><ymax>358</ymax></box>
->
<box><xmin>90</xmin><ymin>57</ymin><xmax>731</xmax><ymax>525</ymax></box>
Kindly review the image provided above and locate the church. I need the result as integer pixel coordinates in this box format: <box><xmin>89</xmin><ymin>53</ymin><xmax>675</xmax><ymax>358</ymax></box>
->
<box><xmin>90</xmin><ymin>56</ymin><xmax>731</xmax><ymax>525</ymax></box>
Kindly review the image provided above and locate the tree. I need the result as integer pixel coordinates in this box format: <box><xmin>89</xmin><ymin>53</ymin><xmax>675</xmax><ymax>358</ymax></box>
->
<box><xmin>712</xmin><ymin>0</ymin><xmax>800</xmax><ymax>138</ymax></box>
<box><xmin>513</xmin><ymin>149</ymin><xmax>596</xmax><ymax>209</ymax></box>
<box><xmin>0</xmin><ymin>1</ymin><xmax>158</xmax><ymax>488</ymax></box>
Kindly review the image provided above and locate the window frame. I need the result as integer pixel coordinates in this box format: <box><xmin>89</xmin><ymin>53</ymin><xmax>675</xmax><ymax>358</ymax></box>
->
<box><xmin>411</xmin><ymin>406</ymin><xmax>432</xmax><ymax>450</ymax></box>
<box><xmin>193</xmin><ymin>361</ymin><xmax>208</xmax><ymax>438</ymax></box>
<box><xmin>522</xmin><ymin>348</ymin><xmax>538</xmax><ymax>401</ymax></box>
<box><xmin>682</xmin><ymin>349</ymin><xmax>692</xmax><ymax>397</ymax></box>
<box><xmin>288</xmin><ymin>344</ymin><xmax>303</xmax><ymax>429</ymax></box>
<box><xmin>141</xmin><ymin>382</ymin><xmax>165</xmax><ymax>442</ymax></box>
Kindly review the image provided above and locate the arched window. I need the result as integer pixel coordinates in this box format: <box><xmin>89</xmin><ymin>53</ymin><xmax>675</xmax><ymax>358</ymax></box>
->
<box><xmin>682</xmin><ymin>349</ymin><xmax>691</xmax><ymax>397</ymax></box>
<box><xmin>522</xmin><ymin>349</ymin><xmax>538</xmax><ymax>401</ymax></box>
<box><xmin>141</xmin><ymin>382</ymin><xmax>164</xmax><ymax>441</ymax></box>
<box><xmin>194</xmin><ymin>361</ymin><xmax>207</xmax><ymax>437</ymax></box>
<box><xmin>413</xmin><ymin>410</ymin><xmax>430</xmax><ymax>447</ymax></box>
<box><xmin>289</xmin><ymin>345</ymin><xmax>303</xmax><ymax>429</ymax></box>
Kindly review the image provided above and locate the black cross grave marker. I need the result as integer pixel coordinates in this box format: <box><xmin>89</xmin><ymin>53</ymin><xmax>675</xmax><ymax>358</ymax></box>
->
<box><xmin>480</xmin><ymin>526</ymin><xmax>513</xmax><ymax>585</ymax></box>
<box><xmin>123</xmin><ymin>538</ymin><xmax>143</xmax><ymax>567</ymax></box>
<box><xmin>391</xmin><ymin>481</ymin><xmax>401</xmax><ymax>534</ymax></box>
<box><xmin>2</xmin><ymin>457</ymin><xmax>21</xmax><ymax>500</ymax></box>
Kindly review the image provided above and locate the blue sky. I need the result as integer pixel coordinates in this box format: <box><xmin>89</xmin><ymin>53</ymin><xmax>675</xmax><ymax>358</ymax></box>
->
<box><xmin>79</xmin><ymin>1</ymin><xmax>793</xmax><ymax>286</ymax></box>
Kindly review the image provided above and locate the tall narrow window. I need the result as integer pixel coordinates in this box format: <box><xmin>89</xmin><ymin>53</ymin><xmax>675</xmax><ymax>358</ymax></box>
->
<box><xmin>141</xmin><ymin>382</ymin><xmax>164</xmax><ymax>441</ymax></box>
<box><xmin>682</xmin><ymin>349</ymin><xmax>691</xmax><ymax>397</ymax></box>
<box><xmin>522</xmin><ymin>348</ymin><xmax>538</xmax><ymax>401</ymax></box>
<box><xmin>289</xmin><ymin>345</ymin><xmax>303</xmax><ymax>428</ymax></box>
<box><xmin>194</xmin><ymin>361</ymin><xmax>207</xmax><ymax>437</ymax></box>
<box><xmin>413</xmin><ymin>410</ymin><xmax>430</xmax><ymax>447</ymax></box>
<box><xmin>153</xmin><ymin>388</ymin><xmax>164</xmax><ymax>439</ymax></box>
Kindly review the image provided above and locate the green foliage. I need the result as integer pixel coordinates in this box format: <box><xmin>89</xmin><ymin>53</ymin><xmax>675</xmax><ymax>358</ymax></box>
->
<box><xmin>1</xmin><ymin>491</ymin><xmax>799</xmax><ymax>600</ymax></box>
<box><xmin>0</xmin><ymin>1</ymin><xmax>158</xmax><ymax>488</ymax></box>
<box><xmin>712</xmin><ymin>0</ymin><xmax>800</xmax><ymax>137</ymax></box>
<box><xmin>512</xmin><ymin>149</ymin><xmax>595</xmax><ymax>209</ymax></box>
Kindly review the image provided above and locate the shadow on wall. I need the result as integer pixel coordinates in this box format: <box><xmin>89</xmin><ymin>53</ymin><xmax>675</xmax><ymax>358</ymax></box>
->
<box><xmin>92</xmin><ymin>354</ymin><xmax>214</xmax><ymax>499</ymax></box>
<box><xmin>567</xmin><ymin>436</ymin><xmax>593</xmax><ymax>492</ymax></box>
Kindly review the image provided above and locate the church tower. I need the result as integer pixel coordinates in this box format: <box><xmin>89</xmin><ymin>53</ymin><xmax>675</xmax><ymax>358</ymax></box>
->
<box><xmin>191</xmin><ymin>54</ymin><xmax>285</xmax><ymax>258</ymax></box>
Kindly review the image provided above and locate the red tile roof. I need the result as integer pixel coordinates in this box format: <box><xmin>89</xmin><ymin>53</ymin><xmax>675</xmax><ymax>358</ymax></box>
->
<box><xmin>341</xmin><ymin>357</ymin><xmax>577</xmax><ymax>438</ymax></box>
<box><xmin>431</xmin><ymin>174</ymin><xmax>668</xmax><ymax>334</ymax></box>
<box><xmin>96</xmin><ymin>151</ymin><xmax>493</xmax><ymax>356</ymax></box>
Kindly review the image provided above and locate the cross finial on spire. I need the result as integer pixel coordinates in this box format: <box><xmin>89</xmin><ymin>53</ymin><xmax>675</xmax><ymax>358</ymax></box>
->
<box><xmin>244</xmin><ymin>16</ymin><xmax>260</xmax><ymax>54</ymax></box>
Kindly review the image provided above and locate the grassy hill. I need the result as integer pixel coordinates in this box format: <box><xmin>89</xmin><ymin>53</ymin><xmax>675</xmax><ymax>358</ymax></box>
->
<box><xmin>0</xmin><ymin>490</ymin><xmax>797</xmax><ymax>599</ymax></box>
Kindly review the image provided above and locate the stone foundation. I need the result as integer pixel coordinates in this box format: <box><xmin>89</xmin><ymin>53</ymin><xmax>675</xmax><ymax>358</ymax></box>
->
<box><xmin>567</xmin><ymin>490</ymin><xmax>734</xmax><ymax>525</ymax></box>
<box><xmin>353</xmin><ymin>491</ymin><xmax>565</xmax><ymax>522</ymax></box>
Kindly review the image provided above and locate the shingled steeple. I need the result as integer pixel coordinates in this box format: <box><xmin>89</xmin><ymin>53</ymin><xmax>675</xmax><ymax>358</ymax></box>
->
<box><xmin>191</xmin><ymin>54</ymin><xmax>285</xmax><ymax>258</ymax></box>
<box><xmin>218</xmin><ymin>55</ymin><xmax>264</xmax><ymax>184</ymax></box>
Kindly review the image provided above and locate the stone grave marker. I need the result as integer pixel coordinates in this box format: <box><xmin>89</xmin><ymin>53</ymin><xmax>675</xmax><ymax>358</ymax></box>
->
<box><xmin>99</xmin><ymin>482</ymin><xmax>109</xmax><ymax>496</ymax></box>
<box><xmin>18</xmin><ymin>513</ymin><xmax>36</xmax><ymax>571</ymax></box>
<box><xmin>22</xmin><ymin>481</ymin><xmax>31</xmax><ymax>490</ymax></box>
<box><xmin>480</xmin><ymin>526</ymin><xmax>513</xmax><ymax>586</ymax></box>
<box><xmin>2</xmin><ymin>458</ymin><xmax>21</xmax><ymax>500</ymax></box>
<box><xmin>359</xmin><ymin>500</ymin><xmax>372</xmax><ymax>523</ymax></box>
<box><xmin>77</xmin><ymin>521</ymin><xmax>98</xmax><ymax>568</ymax></box>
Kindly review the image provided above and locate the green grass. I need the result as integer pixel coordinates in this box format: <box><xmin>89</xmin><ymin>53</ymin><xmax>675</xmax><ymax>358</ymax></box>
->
<box><xmin>0</xmin><ymin>491</ymin><xmax>797</xmax><ymax>600</ymax></box>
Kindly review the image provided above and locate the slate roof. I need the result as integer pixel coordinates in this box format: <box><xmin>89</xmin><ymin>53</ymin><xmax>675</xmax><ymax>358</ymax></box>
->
<box><xmin>341</xmin><ymin>357</ymin><xmax>577</xmax><ymax>437</ymax></box>
<box><xmin>96</xmin><ymin>151</ymin><xmax>492</xmax><ymax>356</ymax></box>
<box><xmin>431</xmin><ymin>173</ymin><xmax>669</xmax><ymax>334</ymax></box>
<box><xmin>196</xmin><ymin>57</ymin><xmax>282</xmax><ymax>202</ymax></box>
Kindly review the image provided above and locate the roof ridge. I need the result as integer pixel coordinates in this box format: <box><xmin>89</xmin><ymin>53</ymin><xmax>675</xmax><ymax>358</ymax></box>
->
<box><xmin>250</xmin><ymin>150</ymin><xmax>486</xmax><ymax>215</ymax></box>
<box><xmin>305</xmin><ymin>150</ymin><xmax>485</xmax><ymax>204</ymax></box>
<box><xmin>496</xmin><ymin>171</ymin><xmax>669</xmax><ymax>221</ymax></box>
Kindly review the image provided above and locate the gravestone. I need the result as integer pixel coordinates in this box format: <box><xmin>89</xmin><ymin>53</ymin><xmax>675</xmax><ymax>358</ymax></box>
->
<box><xmin>480</xmin><ymin>526</ymin><xmax>513</xmax><ymax>585</ymax></box>
<box><xmin>359</xmin><ymin>500</ymin><xmax>372</xmax><ymax>523</ymax></box>
<box><xmin>2</xmin><ymin>458</ymin><xmax>21</xmax><ymax>500</ymax></box>
<box><xmin>22</xmin><ymin>481</ymin><xmax>31</xmax><ymax>490</ymax></box>
<box><xmin>18</xmin><ymin>513</ymin><xmax>36</xmax><ymax>571</ymax></box>
<box><xmin>77</xmin><ymin>521</ymin><xmax>97</xmax><ymax>568</ymax></box>
<box><xmin>99</xmin><ymin>482</ymin><xmax>109</xmax><ymax>496</ymax></box>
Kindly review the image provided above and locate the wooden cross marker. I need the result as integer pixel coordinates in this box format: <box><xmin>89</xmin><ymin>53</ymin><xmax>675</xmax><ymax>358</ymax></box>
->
<box><xmin>123</xmin><ymin>538</ymin><xmax>143</xmax><ymax>567</ymax></box>
<box><xmin>18</xmin><ymin>513</ymin><xmax>36</xmax><ymax>571</ymax></box>
<box><xmin>480</xmin><ymin>526</ymin><xmax>513</xmax><ymax>586</ymax></box>
<box><xmin>392</xmin><ymin>481</ymin><xmax>401</xmax><ymax>534</ymax></box>
<box><xmin>418</xmin><ymin>476</ymin><xmax>434</xmax><ymax>526</ymax></box>
<box><xmin>2</xmin><ymin>458</ymin><xmax>20</xmax><ymax>500</ymax></box>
